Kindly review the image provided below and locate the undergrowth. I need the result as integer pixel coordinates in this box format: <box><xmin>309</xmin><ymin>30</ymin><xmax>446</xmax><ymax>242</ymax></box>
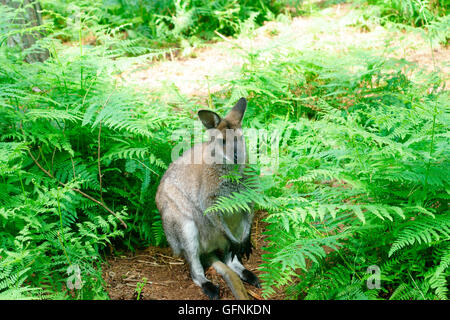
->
<box><xmin>0</xmin><ymin>0</ymin><xmax>448</xmax><ymax>300</ymax></box>
<box><xmin>208</xmin><ymin>34</ymin><xmax>449</xmax><ymax>300</ymax></box>
<box><xmin>41</xmin><ymin>0</ymin><xmax>295</xmax><ymax>51</ymax></box>
<box><xmin>0</xmin><ymin>1</ymin><xmax>172</xmax><ymax>298</ymax></box>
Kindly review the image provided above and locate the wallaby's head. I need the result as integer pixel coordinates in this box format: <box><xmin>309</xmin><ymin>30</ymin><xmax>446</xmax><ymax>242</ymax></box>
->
<box><xmin>198</xmin><ymin>97</ymin><xmax>247</xmax><ymax>165</ymax></box>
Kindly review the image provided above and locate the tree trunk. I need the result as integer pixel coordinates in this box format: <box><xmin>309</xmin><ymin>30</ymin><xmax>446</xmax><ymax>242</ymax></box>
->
<box><xmin>0</xmin><ymin>0</ymin><xmax>49</xmax><ymax>63</ymax></box>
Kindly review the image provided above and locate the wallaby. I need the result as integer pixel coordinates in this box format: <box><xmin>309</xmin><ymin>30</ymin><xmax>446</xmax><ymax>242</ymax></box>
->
<box><xmin>155</xmin><ymin>97</ymin><xmax>260</xmax><ymax>299</ymax></box>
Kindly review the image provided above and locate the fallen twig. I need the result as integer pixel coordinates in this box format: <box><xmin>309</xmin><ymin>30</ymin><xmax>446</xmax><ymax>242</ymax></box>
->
<box><xmin>136</xmin><ymin>259</ymin><xmax>166</xmax><ymax>267</ymax></box>
<box><xmin>247</xmin><ymin>289</ymin><xmax>263</xmax><ymax>300</ymax></box>
<box><xmin>124</xmin><ymin>279</ymin><xmax>170</xmax><ymax>286</ymax></box>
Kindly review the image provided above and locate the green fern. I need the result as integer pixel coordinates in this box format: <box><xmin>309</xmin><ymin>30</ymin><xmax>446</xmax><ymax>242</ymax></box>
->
<box><xmin>389</xmin><ymin>214</ymin><xmax>450</xmax><ymax>256</ymax></box>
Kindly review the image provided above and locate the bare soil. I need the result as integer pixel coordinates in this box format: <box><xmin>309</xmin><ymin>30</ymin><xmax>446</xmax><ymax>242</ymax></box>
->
<box><xmin>102</xmin><ymin>211</ymin><xmax>290</xmax><ymax>300</ymax></box>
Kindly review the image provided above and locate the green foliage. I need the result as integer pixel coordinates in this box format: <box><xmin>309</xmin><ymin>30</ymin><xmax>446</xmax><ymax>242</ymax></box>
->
<box><xmin>207</xmin><ymin>33</ymin><xmax>449</xmax><ymax>299</ymax></box>
<box><xmin>366</xmin><ymin>0</ymin><xmax>448</xmax><ymax>27</ymax></box>
<box><xmin>40</xmin><ymin>0</ymin><xmax>294</xmax><ymax>45</ymax></box>
<box><xmin>134</xmin><ymin>277</ymin><xmax>147</xmax><ymax>300</ymax></box>
<box><xmin>0</xmin><ymin>1</ymin><xmax>173</xmax><ymax>299</ymax></box>
<box><xmin>1</xmin><ymin>0</ymin><xmax>448</xmax><ymax>300</ymax></box>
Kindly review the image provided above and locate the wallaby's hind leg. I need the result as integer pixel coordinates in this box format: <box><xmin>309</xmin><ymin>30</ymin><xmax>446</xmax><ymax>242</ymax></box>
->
<box><xmin>225</xmin><ymin>254</ymin><xmax>261</xmax><ymax>288</ymax></box>
<box><xmin>179</xmin><ymin>220</ymin><xmax>220</xmax><ymax>299</ymax></box>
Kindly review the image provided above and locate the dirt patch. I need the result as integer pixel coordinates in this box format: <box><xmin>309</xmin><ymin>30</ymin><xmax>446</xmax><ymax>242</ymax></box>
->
<box><xmin>102</xmin><ymin>211</ymin><xmax>291</xmax><ymax>300</ymax></box>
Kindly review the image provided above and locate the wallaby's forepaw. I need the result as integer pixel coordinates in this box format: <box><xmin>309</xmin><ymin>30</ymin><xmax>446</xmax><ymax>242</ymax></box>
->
<box><xmin>202</xmin><ymin>282</ymin><xmax>220</xmax><ymax>300</ymax></box>
<box><xmin>242</xmin><ymin>269</ymin><xmax>261</xmax><ymax>288</ymax></box>
<box><xmin>229</xmin><ymin>237</ymin><xmax>253</xmax><ymax>260</ymax></box>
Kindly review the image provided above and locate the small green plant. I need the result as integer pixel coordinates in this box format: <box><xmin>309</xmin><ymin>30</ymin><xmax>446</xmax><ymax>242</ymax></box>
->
<box><xmin>365</xmin><ymin>0</ymin><xmax>448</xmax><ymax>27</ymax></box>
<box><xmin>135</xmin><ymin>277</ymin><xmax>148</xmax><ymax>300</ymax></box>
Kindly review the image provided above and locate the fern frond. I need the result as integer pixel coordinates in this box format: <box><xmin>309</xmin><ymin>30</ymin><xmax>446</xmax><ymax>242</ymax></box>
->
<box><xmin>390</xmin><ymin>214</ymin><xmax>450</xmax><ymax>256</ymax></box>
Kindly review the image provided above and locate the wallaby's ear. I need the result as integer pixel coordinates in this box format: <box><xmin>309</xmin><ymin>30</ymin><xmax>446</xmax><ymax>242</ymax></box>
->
<box><xmin>198</xmin><ymin>110</ymin><xmax>222</xmax><ymax>129</ymax></box>
<box><xmin>226</xmin><ymin>97</ymin><xmax>247</xmax><ymax>123</ymax></box>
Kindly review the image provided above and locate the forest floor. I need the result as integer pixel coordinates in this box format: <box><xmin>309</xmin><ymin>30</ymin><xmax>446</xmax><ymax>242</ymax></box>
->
<box><xmin>102</xmin><ymin>2</ymin><xmax>448</xmax><ymax>300</ymax></box>
<box><xmin>102</xmin><ymin>211</ymin><xmax>289</xmax><ymax>300</ymax></box>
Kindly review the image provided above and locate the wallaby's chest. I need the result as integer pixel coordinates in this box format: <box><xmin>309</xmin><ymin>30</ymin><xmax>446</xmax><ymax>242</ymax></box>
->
<box><xmin>200</xmin><ymin>164</ymin><xmax>244</xmax><ymax>202</ymax></box>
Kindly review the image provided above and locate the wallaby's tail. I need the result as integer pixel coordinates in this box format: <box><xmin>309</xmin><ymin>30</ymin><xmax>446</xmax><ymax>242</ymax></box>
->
<box><xmin>211</xmin><ymin>260</ymin><xmax>249</xmax><ymax>300</ymax></box>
